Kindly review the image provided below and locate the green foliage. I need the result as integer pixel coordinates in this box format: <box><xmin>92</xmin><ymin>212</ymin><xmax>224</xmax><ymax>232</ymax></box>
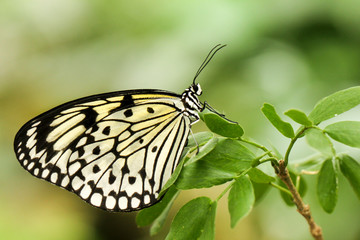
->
<box><xmin>186</xmin><ymin>135</ymin><xmax>218</xmax><ymax>165</ymax></box>
<box><xmin>165</xmin><ymin>197</ymin><xmax>214</xmax><ymax>240</ymax></box>
<box><xmin>175</xmin><ymin>138</ymin><xmax>254</xmax><ymax>189</ymax></box>
<box><xmin>261</xmin><ymin>103</ymin><xmax>295</xmax><ymax>138</ymax></box>
<box><xmin>228</xmin><ymin>176</ymin><xmax>255</xmax><ymax>228</ymax></box>
<box><xmin>325</xmin><ymin>121</ymin><xmax>360</xmax><ymax>148</ymax></box>
<box><xmin>308</xmin><ymin>86</ymin><xmax>360</xmax><ymax>124</ymax></box>
<box><xmin>251</xmin><ymin>182</ymin><xmax>271</xmax><ymax>204</ymax></box>
<box><xmin>338</xmin><ymin>154</ymin><xmax>360</xmax><ymax>199</ymax></box>
<box><xmin>284</xmin><ymin>109</ymin><xmax>313</xmax><ymax>126</ymax></box>
<box><xmin>136</xmin><ymin>86</ymin><xmax>360</xmax><ymax>239</ymax></box>
<box><xmin>317</xmin><ymin>159</ymin><xmax>338</xmax><ymax>213</ymax></box>
<box><xmin>288</xmin><ymin>155</ymin><xmax>325</xmax><ymax>175</ymax></box>
<box><xmin>136</xmin><ymin>187</ymin><xmax>179</xmax><ymax>235</ymax></box>
<box><xmin>200</xmin><ymin>109</ymin><xmax>244</xmax><ymax>138</ymax></box>
<box><xmin>305</xmin><ymin>128</ymin><xmax>334</xmax><ymax>156</ymax></box>
<box><xmin>198</xmin><ymin>201</ymin><xmax>217</xmax><ymax>240</ymax></box>
<box><xmin>247</xmin><ymin>168</ymin><xmax>275</xmax><ymax>184</ymax></box>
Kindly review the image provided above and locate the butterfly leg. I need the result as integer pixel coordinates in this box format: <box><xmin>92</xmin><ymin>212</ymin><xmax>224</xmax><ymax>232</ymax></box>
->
<box><xmin>189</xmin><ymin>128</ymin><xmax>200</xmax><ymax>154</ymax></box>
<box><xmin>202</xmin><ymin>101</ymin><xmax>238</xmax><ymax>124</ymax></box>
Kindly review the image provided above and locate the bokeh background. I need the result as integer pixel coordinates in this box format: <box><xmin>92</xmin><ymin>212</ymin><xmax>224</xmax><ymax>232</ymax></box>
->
<box><xmin>1</xmin><ymin>0</ymin><xmax>360</xmax><ymax>239</ymax></box>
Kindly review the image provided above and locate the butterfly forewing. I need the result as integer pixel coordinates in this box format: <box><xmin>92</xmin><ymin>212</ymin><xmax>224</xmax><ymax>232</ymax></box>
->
<box><xmin>14</xmin><ymin>90</ymin><xmax>191</xmax><ymax>211</ymax></box>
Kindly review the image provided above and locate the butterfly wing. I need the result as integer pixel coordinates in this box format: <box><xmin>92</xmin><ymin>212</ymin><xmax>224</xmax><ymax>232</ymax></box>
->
<box><xmin>14</xmin><ymin>90</ymin><xmax>191</xmax><ymax>211</ymax></box>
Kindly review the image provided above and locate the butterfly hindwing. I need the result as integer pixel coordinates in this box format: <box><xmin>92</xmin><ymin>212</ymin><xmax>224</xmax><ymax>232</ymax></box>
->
<box><xmin>14</xmin><ymin>89</ymin><xmax>190</xmax><ymax>211</ymax></box>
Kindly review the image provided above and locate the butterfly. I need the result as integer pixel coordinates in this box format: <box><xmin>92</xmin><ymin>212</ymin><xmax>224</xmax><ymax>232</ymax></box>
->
<box><xmin>14</xmin><ymin>44</ymin><xmax>226</xmax><ymax>212</ymax></box>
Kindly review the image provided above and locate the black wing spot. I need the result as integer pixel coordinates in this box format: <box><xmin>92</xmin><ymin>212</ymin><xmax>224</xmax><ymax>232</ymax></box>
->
<box><xmin>109</xmin><ymin>190</ymin><xmax>117</xmax><ymax>197</ymax></box>
<box><xmin>124</xmin><ymin>109</ymin><xmax>133</xmax><ymax>118</ymax></box>
<box><xmin>78</xmin><ymin>147</ymin><xmax>85</xmax><ymax>158</ymax></box>
<box><xmin>92</xmin><ymin>165</ymin><xmax>100</xmax><ymax>173</ymax></box>
<box><xmin>139</xmin><ymin>168</ymin><xmax>146</xmax><ymax>179</ymax></box>
<box><xmin>139</xmin><ymin>138</ymin><xmax>144</xmax><ymax>144</ymax></box>
<box><xmin>128</xmin><ymin>176</ymin><xmax>136</xmax><ymax>184</ymax></box>
<box><xmin>147</xmin><ymin>107</ymin><xmax>155</xmax><ymax>113</ymax></box>
<box><xmin>121</xmin><ymin>94</ymin><xmax>134</xmax><ymax>107</ymax></box>
<box><xmin>149</xmin><ymin>178</ymin><xmax>155</xmax><ymax>187</ymax></box>
<box><xmin>77</xmin><ymin>171</ymin><xmax>86</xmax><ymax>181</ymax></box>
<box><xmin>109</xmin><ymin>171</ymin><xmax>116</xmax><ymax>184</ymax></box>
<box><xmin>93</xmin><ymin>146</ymin><xmax>100</xmax><ymax>155</ymax></box>
<box><xmin>91</xmin><ymin>124</ymin><xmax>99</xmax><ymax>133</ymax></box>
<box><xmin>88</xmin><ymin>180</ymin><xmax>95</xmax><ymax>188</ymax></box>
<box><xmin>93</xmin><ymin>187</ymin><xmax>104</xmax><ymax>195</ymax></box>
<box><xmin>151</xmin><ymin>146</ymin><xmax>157</xmax><ymax>152</ymax></box>
<box><xmin>102</xmin><ymin>126</ymin><xmax>111</xmax><ymax>135</ymax></box>
<box><xmin>121</xmin><ymin>163</ymin><xmax>130</xmax><ymax>175</ymax></box>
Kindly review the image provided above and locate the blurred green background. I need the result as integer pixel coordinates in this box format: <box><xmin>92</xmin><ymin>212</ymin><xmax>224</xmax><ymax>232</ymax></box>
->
<box><xmin>1</xmin><ymin>0</ymin><xmax>360</xmax><ymax>239</ymax></box>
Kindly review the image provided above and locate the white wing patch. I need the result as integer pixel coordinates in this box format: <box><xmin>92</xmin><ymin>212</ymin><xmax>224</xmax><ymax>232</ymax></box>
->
<box><xmin>14</xmin><ymin>92</ymin><xmax>191</xmax><ymax>211</ymax></box>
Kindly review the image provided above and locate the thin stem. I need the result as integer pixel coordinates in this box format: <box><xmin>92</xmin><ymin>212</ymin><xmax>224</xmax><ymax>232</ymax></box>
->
<box><xmin>259</xmin><ymin>157</ymin><xmax>279</xmax><ymax>166</ymax></box>
<box><xmin>215</xmin><ymin>167</ymin><xmax>253</xmax><ymax>202</ymax></box>
<box><xmin>235</xmin><ymin>167</ymin><xmax>253</xmax><ymax>179</ymax></box>
<box><xmin>239</xmin><ymin>138</ymin><xmax>275</xmax><ymax>158</ymax></box>
<box><xmin>269</xmin><ymin>182</ymin><xmax>292</xmax><ymax>197</ymax></box>
<box><xmin>284</xmin><ymin>127</ymin><xmax>307</xmax><ymax>166</ymax></box>
<box><xmin>295</xmin><ymin>175</ymin><xmax>301</xmax><ymax>191</ymax></box>
<box><xmin>216</xmin><ymin>181</ymin><xmax>234</xmax><ymax>202</ymax></box>
<box><xmin>251</xmin><ymin>151</ymin><xmax>271</xmax><ymax>167</ymax></box>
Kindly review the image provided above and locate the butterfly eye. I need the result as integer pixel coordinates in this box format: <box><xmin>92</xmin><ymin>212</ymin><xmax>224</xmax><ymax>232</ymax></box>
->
<box><xmin>191</xmin><ymin>83</ymin><xmax>202</xmax><ymax>95</ymax></box>
<box><xmin>195</xmin><ymin>83</ymin><xmax>202</xmax><ymax>95</ymax></box>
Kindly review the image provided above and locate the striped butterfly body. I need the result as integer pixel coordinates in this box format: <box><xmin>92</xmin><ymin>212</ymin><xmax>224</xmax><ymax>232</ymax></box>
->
<box><xmin>14</xmin><ymin>44</ymin><xmax>225</xmax><ymax>211</ymax></box>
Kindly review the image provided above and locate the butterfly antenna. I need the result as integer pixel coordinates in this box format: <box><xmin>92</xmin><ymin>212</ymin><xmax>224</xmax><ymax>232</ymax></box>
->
<box><xmin>193</xmin><ymin>44</ymin><xmax>227</xmax><ymax>84</ymax></box>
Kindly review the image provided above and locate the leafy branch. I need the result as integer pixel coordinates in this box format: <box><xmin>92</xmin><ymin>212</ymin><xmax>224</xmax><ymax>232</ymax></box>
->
<box><xmin>277</xmin><ymin>159</ymin><xmax>323</xmax><ymax>240</ymax></box>
<box><xmin>136</xmin><ymin>86</ymin><xmax>360</xmax><ymax>240</ymax></box>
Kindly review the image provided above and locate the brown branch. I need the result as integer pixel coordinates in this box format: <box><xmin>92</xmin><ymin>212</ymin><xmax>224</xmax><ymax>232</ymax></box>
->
<box><xmin>277</xmin><ymin>160</ymin><xmax>323</xmax><ymax>240</ymax></box>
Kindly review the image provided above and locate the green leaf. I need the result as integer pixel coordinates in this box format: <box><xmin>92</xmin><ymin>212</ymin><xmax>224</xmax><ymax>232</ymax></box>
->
<box><xmin>149</xmin><ymin>196</ymin><xmax>177</xmax><ymax>236</ymax></box>
<box><xmin>247</xmin><ymin>168</ymin><xmax>275</xmax><ymax>183</ymax></box>
<box><xmin>186</xmin><ymin>136</ymin><xmax>218</xmax><ymax>165</ymax></box>
<box><xmin>136</xmin><ymin>187</ymin><xmax>179</xmax><ymax>229</ymax></box>
<box><xmin>305</xmin><ymin>128</ymin><xmax>334</xmax><ymax>156</ymax></box>
<box><xmin>165</xmin><ymin>197</ymin><xmax>213</xmax><ymax>240</ymax></box>
<box><xmin>187</xmin><ymin>132</ymin><xmax>214</xmax><ymax>148</ymax></box>
<box><xmin>284</xmin><ymin>109</ymin><xmax>313</xmax><ymax>126</ymax></box>
<box><xmin>200</xmin><ymin>138</ymin><xmax>254</xmax><ymax>173</ymax></box>
<box><xmin>228</xmin><ymin>176</ymin><xmax>255</xmax><ymax>228</ymax></box>
<box><xmin>175</xmin><ymin>160</ymin><xmax>236</xmax><ymax>189</ymax></box>
<box><xmin>175</xmin><ymin>138</ymin><xmax>254</xmax><ymax>189</ymax></box>
<box><xmin>261</xmin><ymin>103</ymin><xmax>295</xmax><ymax>138</ymax></box>
<box><xmin>308</xmin><ymin>86</ymin><xmax>360</xmax><ymax>124</ymax></box>
<box><xmin>324</xmin><ymin>121</ymin><xmax>360</xmax><ymax>148</ymax></box>
<box><xmin>289</xmin><ymin>155</ymin><xmax>326</xmax><ymax>175</ymax></box>
<box><xmin>279</xmin><ymin>172</ymin><xmax>307</xmax><ymax>206</ymax></box>
<box><xmin>181</xmin><ymin>132</ymin><xmax>214</xmax><ymax>159</ymax></box>
<box><xmin>252</xmin><ymin>182</ymin><xmax>270</xmax><ymax>205</ymax></box>
<box><xmin>338</xmin><ymin>155</ymin><xmax>360</xmax><ymax>199</ymax></box>
<box><xmin>317</xmin><ymin>159</ymin><xmax>338</xmax><ymax>213</ymax></box>
<box><xmin>198</xmin><ymin>201</ymin><xmax>217</xmax><ymax>240</ymax></box>
<box><xmin>201</xmin><ymin>109</ymin><xmax>244</xmax><ymax>138</ymax></box>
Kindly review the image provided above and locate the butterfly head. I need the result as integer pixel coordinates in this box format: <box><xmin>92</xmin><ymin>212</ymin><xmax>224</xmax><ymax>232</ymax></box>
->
<box><xmin>182</xmin><ymin>44</ymin><xmax>226</xmax><ymax>123</ymax></box>
<box><xmin>190</xmin><ymin>83</ymin><xmax>202</xmax><ymax>96</ymax></box>
<box><xmin>182</xmin><ymin>83</ymin><xmax>203</xmax><ymax>110</ymax></box>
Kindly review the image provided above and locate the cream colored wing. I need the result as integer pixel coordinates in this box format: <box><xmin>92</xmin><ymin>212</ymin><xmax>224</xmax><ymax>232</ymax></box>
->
<box><xmin>14</xmin><ymin>90</ymin><xmax>190</xmax><ymax>211</ymax></box>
